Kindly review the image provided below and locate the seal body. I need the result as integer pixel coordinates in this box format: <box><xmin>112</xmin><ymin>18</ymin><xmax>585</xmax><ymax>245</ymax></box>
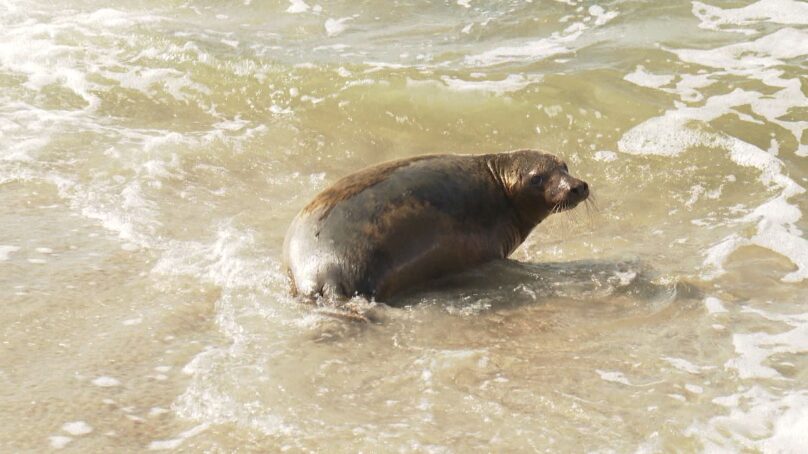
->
<box><xmin>283</xmin><ymin>149</ymin><xmax>589</xmax><ymax>301</ymax></box>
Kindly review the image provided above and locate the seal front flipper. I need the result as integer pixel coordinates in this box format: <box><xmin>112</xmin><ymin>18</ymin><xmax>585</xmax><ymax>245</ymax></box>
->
<box><xmin>315</xmin><ymin>277</ymin><xmax>380</xmax><ymax>323</ymax></box>
<box><xmin>320</xmin><ymin>275</ymin><xmax>348</xmax><ymax>300</ymax></box>
<box><xmin>315</xmin><ymin>301</ymin><xmax>378</xmax><ymax>323</ymax></box>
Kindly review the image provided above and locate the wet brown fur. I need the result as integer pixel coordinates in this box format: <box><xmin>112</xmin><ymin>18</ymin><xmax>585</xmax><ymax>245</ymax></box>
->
<box><xmin>303</xmin><ymin>155</ymin><xmax>436</xmax><ymax>220</ymax></box>
<box><xmin>284</xmin><ymin>149</ymin><xmax>589</xmax><ymax>305</ymax></box>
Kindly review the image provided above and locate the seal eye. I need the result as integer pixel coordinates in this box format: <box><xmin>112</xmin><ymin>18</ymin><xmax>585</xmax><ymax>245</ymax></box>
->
<box><xmin>529</xmin><ymin>174</ymin><xmax>543</xmax><ymax>186</ymax></box>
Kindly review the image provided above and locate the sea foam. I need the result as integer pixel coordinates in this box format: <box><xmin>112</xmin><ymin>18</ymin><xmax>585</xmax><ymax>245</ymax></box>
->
<box><xmin>0</xmin><ymin>245</ymin><xmax>19</xmax><ymax>261</ymax></box>
<box><xmin>619</xmin><ymin>27</ymin><xmax>808</xmax><ymax>282</ymax></box>
<box><xmin>692</xmin><ymin>0</ymin><xmax>808</xmax><ymax>35</ymax></box>
<box><xmin>464</xmin><ymin>5</ymin><xmax>618</xmax><ymax>66</ymax></box>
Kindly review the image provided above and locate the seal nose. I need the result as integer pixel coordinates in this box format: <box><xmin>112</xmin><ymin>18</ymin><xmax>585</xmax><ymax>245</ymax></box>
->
<box><xmin>571</xmin><ymin>181</ymin><xmax>589</xmax><ymax>198</ymax></box>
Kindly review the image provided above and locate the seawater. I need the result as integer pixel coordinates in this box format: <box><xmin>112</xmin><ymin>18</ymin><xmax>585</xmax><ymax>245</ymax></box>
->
<box><xmin>1</xmin><ymin>0</ymin><xmax>807</xmax><ymax>452</ymax></box>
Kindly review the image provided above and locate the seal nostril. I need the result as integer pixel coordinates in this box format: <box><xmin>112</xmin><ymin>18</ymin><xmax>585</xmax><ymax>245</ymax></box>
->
<box><xmin>572</xmin><ymin>182</ymin><xmax>587</xmax><ymax>196</ymax></box>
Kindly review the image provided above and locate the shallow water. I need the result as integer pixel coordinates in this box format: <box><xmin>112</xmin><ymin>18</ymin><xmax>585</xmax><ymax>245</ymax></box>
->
<box><xmin>1</xmin><ymin>0</ymin><xmax>807</xmax><ymax>451</ymax></box>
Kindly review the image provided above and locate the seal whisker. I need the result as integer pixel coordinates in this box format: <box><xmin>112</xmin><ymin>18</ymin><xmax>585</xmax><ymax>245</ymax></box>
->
<box><xmin>583</xmin><ymin>198</ymin><xmax>594</xmax><ymax>230</ymax></box>
<box><xmin>587</xmin><ymin>191</ymin><xmax>600</xmax><ymax>212</ymax></box>
<box><xmin>567</xmin><ymin>203</ymin><xmax>581</xmax><ymax>228</ymax></box>
<box><xmin>561</xmin><ymin>209</ymin><xmax>572</xmax><ymax>234</ymax></box>
<box><xmin>568</xmin><ymin>205</ymin><xmax>581</xmax><ymax>225</ymax></box>
<box><xmin>560</xmin><ymin>202</ymin><xmax>574</xmax><ymax>236</ymax></box>
<box><xmin>554</xmin><ymin>204</ymin><xmax>569</xmax><ymax>239</ymax></box>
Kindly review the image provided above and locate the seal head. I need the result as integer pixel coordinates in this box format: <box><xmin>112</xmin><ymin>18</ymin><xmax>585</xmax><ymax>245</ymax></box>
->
<box><xmin>488</xmin><ymin>150</ymin><xmax>589</xmax><ymax>239</ymax></box>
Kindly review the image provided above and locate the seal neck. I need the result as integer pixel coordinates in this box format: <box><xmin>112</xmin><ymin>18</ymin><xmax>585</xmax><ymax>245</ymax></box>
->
<box><xmin>485</xmin><ymin>153</ymin><xmax>512</xmax><ymax>198</ymax></box>
<box><xmin>484</xmin><ymin>153</ymin><xmax>536</xmax><ymax>254</ymax></box>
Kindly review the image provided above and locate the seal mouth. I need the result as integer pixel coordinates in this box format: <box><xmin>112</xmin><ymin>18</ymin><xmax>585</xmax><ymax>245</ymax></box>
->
<box><xmin>551</xmin><ymin>200</ymin><xmax>580</xmax><ymax>213</ymax></box>
<box><xmin>552</xmin><ymin>189</ymin><xmax>590</xmax><ymax>213</ymax></box>
<box><xmin>552</xmin><ymin>179</ymin><xmax>589</xmax><ymax>213</ymax></box>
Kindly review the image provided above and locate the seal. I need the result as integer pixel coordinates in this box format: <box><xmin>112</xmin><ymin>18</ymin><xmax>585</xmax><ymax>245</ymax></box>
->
<box><xmin>283</xmin><ymin>149</ymin><xmax>589</xmax><ymax>302</ymax></box>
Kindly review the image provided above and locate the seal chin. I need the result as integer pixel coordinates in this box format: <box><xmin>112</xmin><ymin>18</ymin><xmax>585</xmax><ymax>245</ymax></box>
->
<box><xmin>552</xmin><ymin>186</ymin><xmax>589</xmax><ymax>213</ymax></box>
<box><xmin>551</xmin><ymin>200</ymin><xmax>580</xmax><ymax>213</ymax></box>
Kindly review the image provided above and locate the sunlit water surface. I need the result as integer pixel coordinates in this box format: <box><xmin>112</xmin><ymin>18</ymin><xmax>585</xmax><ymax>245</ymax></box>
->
<box><xmin>1</xmin><ymin>0</ymin><xmax>807</xmax><ymax>451</ymax></box>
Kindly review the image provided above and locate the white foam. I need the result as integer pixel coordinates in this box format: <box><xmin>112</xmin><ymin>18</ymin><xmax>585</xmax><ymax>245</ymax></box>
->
<box><xmin>0</xmin><ymin>10</ymin><xmax>159</xmax><ymax>113</ymax></box>
<box><xmin>688</xmin><ymin>386</ymin><xmax>808</xmax><ymax>452</ymax></box>
<box><xmin>325</xmin><ymin>17</ymin><xmax>352</xmax><ymax>37</ymax></box>
<box><xmin>618</xmin><ymin>113</ymin><xmax>716</xmax><ymax>157</ymax></box>
<box><xmin>0</xmin><ymin>7</ymin><xmax>214</xmax><ymax>128</ymax></box>
<box><xmin>738</xmin><ymin>194</ymin><xmax>808</xmax><ymax>281</ymax></box>
<box><xmin>152</xmin><ymin>223</ymin><xmax>265</xmax><ymax>289</ymax></box>
<box><xmin>725</xmin><ymin>308</ymin><xmax>808</xmax><ymax>379</ymax></box>
<box><xmin>619</xmin><ymin>28</ymin><xmax>808</xmax><ymax>282</ymax></box>
<box><xmin>623</xmin><ymin>66</ymin><xmax>674</xmax><ymax>89</ymax></box>
<box><xmin>465</xmin><ymin>28</ymin><xmax>577</xmax><ymax>66</ymax></box>
<box><xmin>705</xmin><ymin>136</ymin><xmax>806</xmax><ymax>281</ymax></box>
<box><xmin>662</xmin><ymin>356</ymin><xmax>708</xmax><ymax>374</ymax></box>
<box><xmin>613</xmin><ymin>270</ymin><xmax>636</xmax><ymax>286</ymax></box>
<box><xmin>149</xmin><ymin>407</ymin><xmax>170</xmax><ymax>417</ymax></box>
<box><xmin>692</xmin><ymin>0</ymin><xmax>808</xmax><ymax>35</ymax></box>
<box><xmin>704</xmin><ymin>297</ymin><xmax>728</xmax><ymax>314</ymax></box>
<box><xmin>147</xmin><ymin>422</ymin><xmax>209</xmax><ymax>450</ymax></box>
<box><xmin>62</xmin><ymin>421</ymin><xmax>93</xmax><ymax>436</ymax></box>
<box><xmin>623</xmin><ymin>30</ymin><xmax>808</xmax><ymax>158</ymax></box>
<box><xmin>76</xmin><ymin>8</ymin><xmax>154</xmax><ymax>28</ymax></box>
<box><xmin>49</xmin><ymin>436</ymin><xmax>72</xmax><ymax>449</ymax></box>
<box><xmin>43</xmin><ymin>119</ymin><xmax>263</xmax><ymax>253</ymax></box>
<box><xmin>107</xmin><ymin>67</ymin><xmax>211</xmax><ymax>103</ymax></box>
<box><xmin>74</xmin><ymin>178</ymin><xmax>162</xmax><ymax>247</ymax></box>
<box><xmin>148</xmin><ymin>438</ymin><xmax>183</xmax><ymax>450</ymax></box>
<box><xmin>213</xmin><ymin>118</ymin><xmax>249</xmax><ymax>132</ymax></box>
<box><xmin>0</xmin><ymin>245</ymin><xmax>19</xmax><ymax>261</ymax></box>
<box><xmin>763</xmin><ymin>395</ymin><xmax>808</xmax><ymax>452</ymax></box>
<box><xmin>701</xmin><ymin>234</ymin><xmax>748</xmax><ymax>281</ymax></box>
<box><xmin>684</xmin><ymin>184</ymin><xmax>705</xmax><ymax>208</ymax></box>
<box><xmin>457</xmin><ymin>0</ymin><xmax>471</xmax><ymax>7</ymax></box>
<box><xmin>433</xmin><ymin>74</ymin><xmax>542</xmax><ymax>94</ymax></box>
<box><xmin>91</xmin><ymin>376</ymin><xmax>121</xmax><ymax>387</ymax></box>
<box><xmin>673</xmin><ymin>28</ymin><xmax>808</xmax><ymax>71</ymax></box>
<box><xmin>464</xmin><ymin>6</ymin><xmax>620</xmax><ymax>67</ymax></box>
<box><xmin>685</xmin><ymin>384</ymin><xmax>704</xmax><ymax>394</ymax></box>
<box><xmin>595</xmin><ymin>369</ymin><xmax>632</xmax><ymax>385</ymax></box>
<box><xmin>587</xmin><ymin>5</ymin><xmax>618</xmax><ymax>26</ymax></box>
<box><xmin>286</xmin><ymin>0</ymin><xmax>309</xmax><ymax>13</ymax></box>
<box><xmin>673</xmin><ymin>74</ymin><xmax>715</xmax><ymax>102</ymax></box>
